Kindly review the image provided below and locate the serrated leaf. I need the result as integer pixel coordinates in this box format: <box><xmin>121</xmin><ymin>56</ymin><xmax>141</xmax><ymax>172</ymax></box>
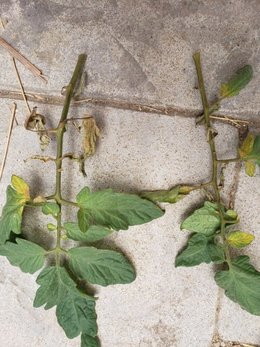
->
<box><xmin>34</xmin><ymin>266</ymin><xmax>97</xmax><ymax>338</ymax></box>
<box><xmin>227</xmin><ymin>231</ymin><xmax>254</xmax><ymax>248</ymax></box>
<box><xmin>0</xmin><ymin>176</ymin><xmax>30</xmax><ymax>244</ymax></box>
<box><xmin>64</xmin><ymin>222</ymin><xmax>113</xmax><ymax>242</ymax></box>
<box><xmin>42</xmin><ymin>202</ymin><xmax>60</xmax><ymax>217</ymax></box>
<box><xmin>0</xmin><ymin>238</ymin><xmax>46</xmax><ymax>273</ymax></box>
<box><xmin>220</xmin><ymin>65</ymin><xmax>253</xmax><ymax>98</ymax></box>
<box><xmin>175</xmin><ymin>234</ymin><xmax>225</xmax><ymax>267</ymax></box>
<box><xmin>68</xmin><ymin>246</ymin><xmax>136</xmax><ymax>286</ymax></box>
<box><xmin>81</xmin><ymin>334</ymin><xmax>100</xmax><ymax>347</ymax></box>
<box><xmin>76</xmin><ymin>187</ymin><xmax>164</xmax><ymax>231</ymax></box>
<box><xmin>141</xmin><ymin>185</ymin><xmax>192</xmax><ymax>203</ymax></box>
<box><xmin>215</xmin><ymin>256</ymin><xmax>260</xmax><ymax>315</ymax></box>
<box><xmin>181</xmin><ymin>202</ymin><xmax>220</xmax><ymax>235</ymax></box>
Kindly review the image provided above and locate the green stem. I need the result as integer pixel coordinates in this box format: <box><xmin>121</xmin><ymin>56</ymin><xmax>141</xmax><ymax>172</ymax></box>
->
<box><xmin>193</xmin><ymin>52</ymin><xmax>231</xmax><ymax>265</ymax></box>
<box><xmin>52</xmin><ymin>54</ymin><xmax>87</xmax><ymax>264</ymax></box>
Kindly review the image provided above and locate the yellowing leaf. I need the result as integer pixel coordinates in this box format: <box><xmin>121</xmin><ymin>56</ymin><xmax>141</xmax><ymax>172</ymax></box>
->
<box><xmin>227</xmin><ymin>231</ymin><xmax>254</xmax><ymax>248</ymax></box>
<box><xmin>245</xmin><ymin>160</ymin><xmax>256</xmax><ymax>177</ymax></box>
<box><xmin>239</xmin><ymin>133</ymin><xmax>255</xmax><ymax>158</ymax></box>
<box><xmin>0</xmin><ymin>176</ymin><xmax>31</xmax><ymax>244</ymax></box>
<box><xmin>11</xmin><ymin>175</ymin><xmax>30</xmax><ymax>201</ymax></box>
<box><xmin>220</xmin><ymin>65</ymin><xmax>253</xmax><ymax>98</ymax></box>
<box><xmin>238</xmin><ymin>134</ymin><xmax>260</xmax><ymax>176</ymax></box>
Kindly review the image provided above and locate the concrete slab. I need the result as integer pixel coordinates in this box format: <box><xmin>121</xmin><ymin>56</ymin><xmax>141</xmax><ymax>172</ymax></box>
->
<box><xmin>0</xmin><ymin>1</ymin><xmax>259</xmax><ymax>118</ymax></box>
<box><xmin>0</xmin><ymin>1</ymin><xmax>259</xmax><ymax>347</ymax></box>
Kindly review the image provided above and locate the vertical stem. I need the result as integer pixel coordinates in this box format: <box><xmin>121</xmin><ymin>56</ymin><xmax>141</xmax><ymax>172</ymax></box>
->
<box><xmin>54</xmin><ymin>54</ymin><xmax>87</xmax><ymax>264</ymax></box>
<box><xmin>193</xmin><ymin>52</ymin><xmax>231</xmax><ymax>264</ymax></box>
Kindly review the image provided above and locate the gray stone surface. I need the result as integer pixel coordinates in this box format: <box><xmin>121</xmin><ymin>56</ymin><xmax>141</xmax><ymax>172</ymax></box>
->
<box><xmin>0</xmin><ymin>1</ymin><xmax>260</xmax><ymax>347</ymax></box>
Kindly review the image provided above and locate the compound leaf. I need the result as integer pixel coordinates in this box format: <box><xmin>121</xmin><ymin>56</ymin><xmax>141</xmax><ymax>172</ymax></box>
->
<box><xmin>175</xmin><ymin>233</ymin><xmax>225</xmax><ymax>267</ymax></box>
<box><xmin>227</xmin><ymin>231</ymin><xmax>254</xmax><ymax>249</ymax></box>
<box><xmin>68</xmin><ymin>246</ymin><xmax>136</xmax><ymax>286</ymax></box>
<box><xmin>42</xmin><ymin>202</ymin><xmax>60</xmax><ymax>217</ymax></box>
<box><xmin>0</xmin><ymin>175</ymin><xmax>30</xmax><ymax>244</ymax></box>
<box><xmin>64</xmin><ymin>222</ymin><xmax>113</xmax><ymax>242</ymax></box>
<box><xmin>215</xmin><ymin>256</ymin><xmax>260</xmax><ymax>315</ymax></box>
<box><xmin>220</xmin><ymin>65</ymin><xmax>253</xmax><ymax>98</ymax></box>
<box><xmin>81</xmin><ymin>334</ymin><xmax>100</xmax><ymax>347</ymax></box>
<box><xmin>34</xmin><ymin>266</ymin><xmax>97</xmax><ymax>338</ymax></box>
<box><xmin>0</xmin><ymin>238</ymin><xmax>46</xmax><ymax>273</ymax></box>
<box><xmin>76</xmin><ymin>187</ymin><xmax>164</xmax><ymax>231</ymax></box>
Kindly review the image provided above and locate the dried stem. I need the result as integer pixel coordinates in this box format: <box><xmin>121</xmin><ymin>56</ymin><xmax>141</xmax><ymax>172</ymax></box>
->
<box><xmin>0</xmin><ymin>103</ymin><xmax>17</xmax><ymax>182</ymax></box>
<box><xmin>0</xmin><ymin>88</ymin><xmax>256</xmax><ymax>128</ymax></box>
<box><xmin>0</xmin><ymin>37</ymin><xmax>47</xmax><ymax>82</ymax></box>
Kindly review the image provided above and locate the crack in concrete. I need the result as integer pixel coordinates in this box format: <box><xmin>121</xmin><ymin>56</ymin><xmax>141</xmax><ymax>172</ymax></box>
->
<box><xmin>0</xmin><ymin>88</ymin><xmax>260</xmax><ymax>128</ymax></box>
<box><xmin>211</xmin><ymin>334</ymin><xmax>260</xmax><ymax>347</ymax></box>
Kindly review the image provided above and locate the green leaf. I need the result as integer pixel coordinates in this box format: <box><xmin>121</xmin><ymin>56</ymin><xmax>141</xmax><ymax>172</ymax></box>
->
<box><xmin>181</xmin><ymin>202</ymin><xmax>238</xmax><ymax>235</ymax></box>
<box><xmin>141</xmin><ymin>185</ymin><xmax>193</xmax><ymax>203</ymax></box>
<box><xmin>76</xmin><ymin>187</ymin><xmax>164</xmax><ymax>231</ymax></box>
<box><xmin>0</xmin><ymin>239</ymin><xmax>46</xmax><ymax>273</ymax></box>
<box><xmin>64</xmin><ymin>222</ymin><xmax>113</xmax><ymax>242</ymax></box>
<box><xmin>34</xmin><ymin>266</ymin><xmax>97</xmax><ymax>338</ymax></box>
<box><xmin>207</xmin><ymin>243</ymin><xmax>225</xmax><ymax>264</ymax></box>
<box><xmin>181</xmin><ymin>202</ymin><xmax>220</xmax><ymax>235</ymax></box>
<box><xmin>175</xmin><ymin>234</ymin><xmax>225</xmax><ymax>267</ymax></box>
<box><xmin>0</xmin><ymin>175</ymin><xmax>30</xmax><ymax>244</ymax></box>
<box><xmin>224</xmin><ymin>209</ymin><xmax>238</xmax><ymax>222</ymax></box>
<box><xmin>81</xmin><ymin>334</ymin><xmax>100</xmax><ymax>347</ymax></box>
<box><xmin>68</xmin><ymin>246</ymin><xmax>136</xmax><ymax>286</ymax></box>
<box><xmin>77</xmin><ymin>209</ymin><xmax>90</xmax><ymax>232</ymax></box>
<box><xmin>215</xmin><ymin>256</ymin><xmax>260</xmax><ymax>315</ymax></box>
<box><xmin>42</xmin><ymin>202</ymin><xmax>60</xmax><ymax>217</ymax></box>
<box><xmin>227</xmin><ymin>231</ymin><xmax>254</xmax><ymax>248</ymax></box>
<box><xmin>220</xmin><ymin>65</ymin><xmax>253</xmax><ymax>98</ymax></box>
